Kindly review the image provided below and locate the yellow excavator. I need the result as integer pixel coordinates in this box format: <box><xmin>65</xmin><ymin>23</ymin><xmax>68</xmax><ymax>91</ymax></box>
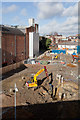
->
<box><xmin>53</xmin><ymin>55</ymin><xmax>59</xmax><ymax>60</ymax></box>
<box><xmin>26</xmin><ymin>66</ymin><xmax>49</xmax><ymax>88</ymax></box>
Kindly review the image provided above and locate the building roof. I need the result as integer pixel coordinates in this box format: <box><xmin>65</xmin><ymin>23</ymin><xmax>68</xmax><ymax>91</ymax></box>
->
<box><xmin>62</xmin><ymin>38</ymin><xmax>68</xmax><ymax>40</ymax></box>
<box><xmin>0</xmin><ymin>25</ymin><xmax>25</xmax><ymax>35</ymax></box>
<box><xmin>58</xmin><ymin>42</ymin><xmax>78</xmax><ymax>45</ymax></box>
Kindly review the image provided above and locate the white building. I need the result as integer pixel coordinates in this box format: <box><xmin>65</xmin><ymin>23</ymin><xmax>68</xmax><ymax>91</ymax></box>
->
<box><xmin>29</xmin><ymin>32</ymin><xmax>39</xmax><ymax>58</ymax></box>
<box><xmin>58</xmin><ymin>42</ymin><xmax>78</xmax><ymax>49</ymax></box>
<box><xmin>28</xmin><ymin>18</ymin><xmax>35</xmax><ymax>27</ymax></box>
<box><xmin>58</xmin><ymin>42</ymin><xmax>78</xmax><ymax>54</ymax></box>
<box><xmin>29</xmin><ymin>18</ymin><xmax>39</xmax><ymax>58</ymax></box>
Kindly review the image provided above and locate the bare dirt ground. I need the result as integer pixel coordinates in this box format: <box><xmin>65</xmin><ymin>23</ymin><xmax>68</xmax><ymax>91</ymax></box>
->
<box><xmin>1</xmin><ymin>54</ymin><xmax>80</xmax><ymax>119</ymax></box>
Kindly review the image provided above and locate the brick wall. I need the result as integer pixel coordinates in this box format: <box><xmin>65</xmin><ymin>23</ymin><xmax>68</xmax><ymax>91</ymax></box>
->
<box><xmin>2</xmin><ymin>33</ymin><xmax>26</xmax><ymax>66</ymax></box>
<box><xmin>2</xmin><ymin>34</ymin><xmax>15</xmax><ymax>65</ymax></box>
<box><xmin>0</xmin><ymin>61</ymin><xmax>23</xmax><ymax>74</ymax></box>
<box><xmin>16</xmin><ymin>35</ymin><xmax>25</xmax><ymax>62</ymax></box>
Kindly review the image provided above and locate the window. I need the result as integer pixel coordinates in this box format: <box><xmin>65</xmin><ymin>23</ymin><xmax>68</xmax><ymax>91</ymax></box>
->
<box><xmin>4</xmin><ymin>58</ymin><xmax>5</xmax><ymax>62</ymax></box>
<box><xmin>12</xmin><ymin>42</ymin><xmax>13</xmax><ymax>47</ymax></box>
<box><xmin>11</xmin><ymin>52</ymin><xmax>12</xmax><ymax>55</ymax></box>
<box><xmin>3</xmin><ymin>53</ymin><xmax>5</xmax><ymax>56</ymax></box>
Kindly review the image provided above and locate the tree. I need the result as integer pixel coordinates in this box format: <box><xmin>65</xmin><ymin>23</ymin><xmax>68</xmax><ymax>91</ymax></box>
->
<box><xmin>39</xmin><ymin>37</ymin><xmax>47</xmax><ymax>50</ymax></box>
<box><xmin>46</xmin><ymin>38</ymin><xmax>51</xmax><ymax>49</ymax></box>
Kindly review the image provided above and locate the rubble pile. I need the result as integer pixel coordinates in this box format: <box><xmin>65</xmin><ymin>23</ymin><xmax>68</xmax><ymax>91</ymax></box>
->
<box><xmin>67</xmin><ymin>63</ymin><xmax>77</xmax><ymax>67</ymax></box>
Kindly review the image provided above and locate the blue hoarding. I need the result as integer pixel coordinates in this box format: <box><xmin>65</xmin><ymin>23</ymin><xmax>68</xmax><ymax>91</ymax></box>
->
<box><xmin>52</xmin><ymin>50</ymin><xmax>66</xmax><ymax>54</ymax></box>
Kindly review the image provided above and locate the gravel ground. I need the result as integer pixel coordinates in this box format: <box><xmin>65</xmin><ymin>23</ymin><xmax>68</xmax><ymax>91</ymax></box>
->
<box><xmin>1</xmin><ymin>54</ymin><xmax>80</xmax><ymax>119</ymax></box>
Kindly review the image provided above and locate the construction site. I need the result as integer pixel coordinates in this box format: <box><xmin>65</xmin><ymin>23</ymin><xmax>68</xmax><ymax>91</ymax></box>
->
<box><xmin>1</xmin><ymin>51</ymin><xmax>80</xmax><ymax>120</ymax></box>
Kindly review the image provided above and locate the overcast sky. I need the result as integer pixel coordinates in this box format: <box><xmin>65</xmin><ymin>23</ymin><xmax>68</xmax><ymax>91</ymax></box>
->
<box><xmin>0</xmin><ymin>1</ymin><xmax>79</xmax><ymax>36</ymax></box>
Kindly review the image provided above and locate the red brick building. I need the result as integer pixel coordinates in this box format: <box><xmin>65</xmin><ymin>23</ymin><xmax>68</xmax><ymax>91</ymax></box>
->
<box><xmin>0</xmin><ymin>25</ymin><xmax>26</xmax><ymax>66</ymax></box>
<box><xmin>0</xmin><ymin>24</ymin><xmax>38</xmax><ymax>67</ymax></box>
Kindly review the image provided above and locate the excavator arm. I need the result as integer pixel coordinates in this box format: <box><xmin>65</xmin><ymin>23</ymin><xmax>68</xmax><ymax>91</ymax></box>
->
<box><xmin>34</xmin><ymin>68</ymin><xmax>45</xmax><ymax>83</ymax></box>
